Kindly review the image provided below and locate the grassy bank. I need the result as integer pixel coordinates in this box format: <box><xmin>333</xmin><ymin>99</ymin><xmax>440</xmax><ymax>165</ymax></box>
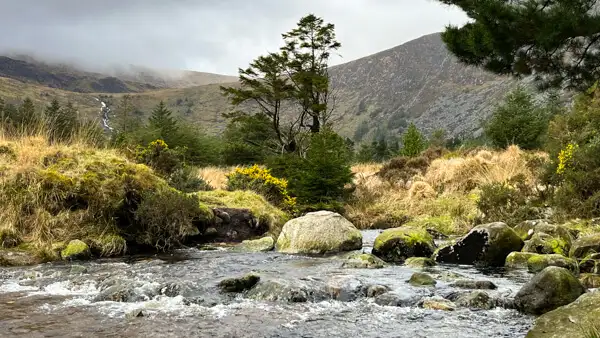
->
<box><xmin>346</xmin><ymin>146</ymin><xmax>546</xmax><ymax>234</ymax></box>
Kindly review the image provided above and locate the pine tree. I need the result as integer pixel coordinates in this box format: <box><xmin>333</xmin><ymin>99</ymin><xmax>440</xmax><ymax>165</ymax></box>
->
<box><xmin>44</xmin><ymin>99</ymin><xmax>62</xmax><ymax>139</ymax></box>
<box><xmin>149</xmin><ymin>101</ymin><xmax>178</xmax><ymax>140</ymax></box>
<box><xmin>400</xmin><ymin>123</ymin><xmax>427</xmax><ymax>157</ymax></box>
<box><xmin>437</xmin><ymin>0</ymin><xmax>600</xmax><ymax>91</ymax></box>
<box><xmin>59</xmin><ymin>101</ymin><xmax>78</xmax><ymax>141</ymax></box>
<box><xmin>0</xmin><ymin>97</ymin><xmax>4</xmax><ymax>125</ymax></box>
<box><xmin>18</xmin><ymin>98</ymin><xmax>38</xmax><ymax>132</ymax></box>
<box><xmin>281</xmin><ymin>14</ymin><xmax>341</xmax><ymax>133</ymax></box>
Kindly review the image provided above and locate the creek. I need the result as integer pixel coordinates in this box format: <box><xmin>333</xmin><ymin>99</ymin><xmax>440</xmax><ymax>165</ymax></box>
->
<box><xmin>0</xmin><ymin>231</ymin><xmax>534</xmax><ymax>337</ymax></box>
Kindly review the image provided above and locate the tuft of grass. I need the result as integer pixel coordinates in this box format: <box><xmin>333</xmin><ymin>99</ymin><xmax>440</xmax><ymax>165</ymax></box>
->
<box><xmin>198</xmin><ymin>166</ymin><xmax>238</xmax><ymax>190</ymax></box>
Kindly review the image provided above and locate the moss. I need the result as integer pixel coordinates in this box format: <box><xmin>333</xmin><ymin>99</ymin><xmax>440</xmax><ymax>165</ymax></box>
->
<box><xmin>193</xmin><ymin>190</ymin><xmax>289</xmax><ymax>237</ymax></box>
<box><xmin>527</xmin><ymin>254</ymin><xmax>578</xmax><ymax>274</ymax></box>
<box><xmin>372</xmin><ymin>227</ymin><xmax>436</xmax><ymax>263</ymax></box>
<box><xmin>408</xmin><ymin>272</ymin><xmax>436</xmax><ymax>286</ymax></box>
<box><xmin>236</xmin><ymin>236</ymin><xmax>275</xmax><ymax>252</ymax></box>
<box><xmin>404</xmin><ymin>216</ymin><xmax>453</xmax><ymax>237</ymax></box>
<box><xmin>505</xmin><ymin>251</ymin><xmax>538</xmax><ymax>268</ymax></box>
<box><xmin>61</xmin><ymin>239</ymin><xmax>91</xmax><ymax>261</ymax></box>
<box><xmin>404</xmin><ymin>257</ymin><xmax>436</xmax><ymax>268</ymax></box>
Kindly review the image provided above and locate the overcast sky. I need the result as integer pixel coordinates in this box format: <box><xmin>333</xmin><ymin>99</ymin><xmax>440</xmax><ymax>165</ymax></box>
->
<box><xmin>0</xmin><ymin>0</ymin><xmax>468</xmax><ymax>75</ymax></box>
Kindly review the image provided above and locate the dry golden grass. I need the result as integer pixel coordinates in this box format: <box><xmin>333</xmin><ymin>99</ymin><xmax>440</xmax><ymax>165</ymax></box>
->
<box><xmin>197</xmin><ymin>166</ymin><xmax>237</xmax><ymax>189</ymax></box>
<box><xmin>346</xmin><ymin>146</ymin><xmax>545</xmax><ymax>234</ymax></box>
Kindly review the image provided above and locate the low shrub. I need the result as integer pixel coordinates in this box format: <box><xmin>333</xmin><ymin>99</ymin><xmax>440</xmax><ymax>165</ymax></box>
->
<box><xmin>226</xmin><ymin>164</ymin><xmax>296</xmax><ymax>211</ymax></box>
<box><xmin>377</xmin><ymin>155</ymin><xmax>430</xmax><ymax>183</ymax></box>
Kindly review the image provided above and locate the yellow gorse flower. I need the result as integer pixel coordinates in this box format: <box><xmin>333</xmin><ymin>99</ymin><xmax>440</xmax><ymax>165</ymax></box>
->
<box><xmin>226</xmin><ymin>164</ymin><xmax>296</xmax><ymax>209</ymax></box>
<box><xmin>557</xmin><ymin>143</ymin><xmax>578</xmax><ymax>175</ymax></box>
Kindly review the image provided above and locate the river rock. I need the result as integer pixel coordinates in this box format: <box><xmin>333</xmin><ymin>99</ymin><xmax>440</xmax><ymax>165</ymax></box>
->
<box><xmin>570</xmin><ymin>233</ymin><xmax>600</xmax><ymax>259</ymax></box>
<box><xmin>342</xmin><ymin>253</ymin><xmax>386</xmax><ymax>269</ymax></box>
<box><xmin>514</xmin><ymin>266</ymin><xmax>586</xmax><ymax>315</ymax></box>
<box><xmin>326</xmin><ymin>276</ymin><xmax>367</xmax><ymax>301</ymax></box>
<box><xmin>275</xmin><ymin>211</ymin><xmax>362</xmax><ymax>254</ymax></box>
<box><xmin>374</xmin><ymin>288</ymin><xmax>432</xmax><ymax>307</ymax></box>
<box><xmin>421</xmin><ymin>296</ymin><xmax>456</xmax><ymax>311</ymax></box>
<box><xmin>450</xmin><ymin>279</ymin><xmax>497</xmax><ymax>290</ymax></box>
<box><xmin>522</xmin><ymin>233</ymin><xmax>568</xmax><ymax>256</ymax></box>
<box><xmin>365</xmin><ymin>284</ymin><xmax>390</xmax><ymax>298</ymax></box>
<box><xmin>126</xmin><ymin>309</ymin><xmax>144</xmax><ymax>319</ymax></box>
<box><xmin>513</xmin><ymin>219</ymin><xmax>550</xmax><ymax>239</ymax></box>
<box><xmin>61</xmin><ymin>240</ymin><xmax>91</xmax><ymax>261</ymax></box>
<box><xmin>579</xmin><ymin>253</ymin><xmax>600</xmax><ymax>274</ymax></box>
<box><xmin>434</xmin><ymin>222</ymin><xmax>523</xmax><ymax>267</ymax></box>
<box><xmin>454</xmin><ymin>291</ymin><xmax>497</xmax><ymax>310</ymax></box>
<box><xmin>209</xmin><ymin>208</ymin><xmax>268</xmax><ymax>242</ymax></box>
<box><xmin>218</xmin><ymin>273</ymin><xmax>260</xmax><ymax>293</ymax></box>
<box><xmin>404</xmin><ymin>257</ymin><xmax>436</xmax><ymax>268</ymax></box>
<box><xmin>236</xmin><ymin>236</ymin><xmax>275</xmax><ymax>252</ymax></box>
<box><xmin>579</xmin><ymin>273</ymin><xmax>600</xmax><ymax>289</ymax></box>
<box><xmin>527</xmin><ymin>254</ymin><xmax>578</xmax><ymax>274</ymax></box>
<box><xmin>505</xmin><ymin>252</ymin><xmax>538</xmax><ymax>268</ymax></box>
<box><xmin>69</xmin><ymin>265</ymin><xmax>88</xmax><ymax>274</ymax></box>
<box><xmin>371</xmin><ymin>227</ymin><xmax>435</xmax><ymax>263</ymax></box>
<box><xmin>408</xmin><ymin>272</ymin><xmax>436</xmax><ymax>287</ymax></box>
<box><xmin>526</xmin><ymin>291</ymin><xmax>600</xmax><ymax>338</ymax></box>
<box><xmin>246</xmin><ymin>279</ymin><xmax>328</xmax><ymax>303</ymax></box>
<box><xmin>513</xmin><ymin>220</ymin><xmax>572</xmax><ymax>245</ymax></box>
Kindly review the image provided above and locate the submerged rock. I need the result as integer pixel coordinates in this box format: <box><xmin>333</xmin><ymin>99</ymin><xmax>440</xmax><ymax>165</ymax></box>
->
<box><xmin>434</xmin><ymin>222</ymin><xmax>524</xmax><ymax>267</ymax></box>
<box><xmin>404</xmin><ymin>257</ymin><xmax>436</xmax><ymax>268</ymax></box>
<box><xmin>371</xmin><ymin>227</ymin><xmax>435</xmax><ymax>263</ymax></box>
<box><xmin>421</xmin><ymin>296</ymin><xmax>456</xmax><ymax>311</ymax></box>
<box><xmin>275</xmin><ymin>211</ymin><xmax>362</xmax><ymax>254</ymax></box>
<box><xmin>514</xmin><ymin>266</ymin><xmax>585</xmax><ymax>315</ymax></box>
<box><xmin>570</xmin><ymin>233</ymin><xmax>600</xmax><ymax>259</ymax></box>
<box><xmin>126</xmin><ymin>309</ymin><xmax>144</xmax><ymax>319</ymax></box>
<box><xmin>505</xmin><ymin>252</ymin><xmax>538</xmax><ymax>268</ymax></box>
<box><xmin>61</xmin><ymin>240</ymin><xmax>91</xmax><ymax>261</ymax></box>
<box><xmin>342</xmin><ymin>253</ymin><xmax>386</xmax><ymax>269</ymax></box>
<box><xmin>69</xmin><ymin>265</ymin><xmax>88</xmax><ymax>274</ymax></box>
<box><xmin>326</xmin><ymin>276</ymin><xmax>367</xmax><ymax>301</ymax></box>
<box><xmin>450</xmin><ymin>279</ymin><xmax>497</xmax><ymax>290</ymax></box>
<box><xmin>408</xmin><ymin>272</ymin><xmax>437</xmax><ymax>287</ymax></box>
<box><xmin>365</xmin><ymin>284</ymin><xmax>390</xmax><ymax>298</ymax></box>
<box><xmin>527</xmin><ymin>254</ymin><xmax>578</xmax><ymax>274</ymax></box>
<box><xmin>526</xmin><ymin>291</ymin><xmax>600</xmax><ymax>338</ymax></box>
<box><xmin>235</xmin><ymin>237</ymin><xmax>275</xmax><ymax>252</ymax></box>
<box><xmin>218</xmin><ymin>273</ymin><xmax>260</xmax><ymax>293</ymax></box>
<box><xmin>374</xmin><ymin>288</ymin><xmax>433</xmax><ymax>307</ymax></box>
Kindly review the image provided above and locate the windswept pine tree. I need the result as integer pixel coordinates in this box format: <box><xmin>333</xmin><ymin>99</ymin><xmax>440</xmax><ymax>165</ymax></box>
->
<box><xmin>149</xmin><ymin>101</ymin><xmax>178</xmax><ymax>140</ymax></box>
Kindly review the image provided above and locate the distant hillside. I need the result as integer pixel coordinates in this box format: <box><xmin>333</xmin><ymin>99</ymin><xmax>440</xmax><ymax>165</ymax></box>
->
<box><xmin>0</xmin><ymin>33</ymin><xmax>522</xmax><ymax>140</ymax></box>
<box><xmin>0</xmin><ymin>56</ymin><xmax>238</xmax><ymax>94</ymax></box>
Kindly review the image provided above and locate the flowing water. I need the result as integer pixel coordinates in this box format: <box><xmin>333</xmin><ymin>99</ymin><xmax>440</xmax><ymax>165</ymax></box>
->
<box><xmin>0</xmin><ymin>231</ymin><xmax>534</xmax><ymax>337</ymax></box>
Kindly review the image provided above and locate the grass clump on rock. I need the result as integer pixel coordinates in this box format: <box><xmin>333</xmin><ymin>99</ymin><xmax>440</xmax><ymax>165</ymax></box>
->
<box><xmin>0</xmin><ymin>136</ymin><xmax>213</xmax><ymax>261</ymax></box>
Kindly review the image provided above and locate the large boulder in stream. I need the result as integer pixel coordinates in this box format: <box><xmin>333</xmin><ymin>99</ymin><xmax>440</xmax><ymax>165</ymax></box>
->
<box><xmin>526</xmin><ymin>291</ymin><xmax>600</xmax><ymax>338</ymax></box>
<box><xmin>514</xmin><ymin>266</ymin><xmax>586</xmax><ymax>315</ymax></box>
<box><xmin>218</xmin><ymin>273</ymin><xmax>260</xmax><ymax>293</ymax></box>
<box><xmin>275</xmin><ymin>211</ymin><xmax>362</xmax><ymax>254</ymax></box>
<box><xmin>246</xmin><ymin>278</ymin><xmax>329</xmax><ymax>302</ymax></box>
<box><xmin>371</xmin><ymin>227</ymin><xmax>435</xmax><ymax>263</ymax></box>
<box><xmin>61</xmin><ymin>240</ymin><xmax>91</xmax><ymax>261</ymax></box>
<box><xmin>527</xmin><ymin>254</ymin><xmax>578</xmax><ymax>274</ymax></box>
<box><xmin>434</xmin><ymin>222</ymin><xmax>524</xmax><ymax>267</ymax></box>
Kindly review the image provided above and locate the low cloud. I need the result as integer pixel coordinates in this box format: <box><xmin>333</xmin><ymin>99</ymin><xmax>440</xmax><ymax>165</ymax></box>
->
<box><xmin>0</xmin><ymin>0</ymin><xmax>467</xmax><ymax>75</ymax></box>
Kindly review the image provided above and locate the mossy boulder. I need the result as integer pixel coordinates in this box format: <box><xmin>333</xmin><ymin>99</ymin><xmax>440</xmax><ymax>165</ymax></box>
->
<box><xmin>246</xmin><ymin>279</ymin><xmax>328</xmax><ymax>303</ymax></box>
<box><xmin>515</xmin><ymin>266</ymin><xmax>586</xmax><ymax>315</ymax></box>
<box><xmin>61</xmin><ymin>240</ymin><xmax>91</xmax><ymax>261</ymax></box>
<box><xmin>579</xmin><ymin>273</ymin><xmax>600</xmax><ymax>289</ymax></box>
<box><xmin>275</xmin><ymin>211</ymin><xmax>362</xmax><ymax>255</ymax></box>
<box><xmin>371</xmin><ymin>227</ymin><xmax>435</xmax><ymax>263</ymax></box>
<box><xmin>523</xmin><ymin>233</ymin><xmax>569</xmax><ymax>256</ymax></box>
<box><xmin>506</xmin><ymin>252</ymin><xmax>538</xmax><ymax>268</ymax></box>
<box><xmin>454</xmin><ymin>291</ymin><xmax>497</xmax><ymax>310</ymax></box>
<box><xmin>527</xmin><ymin>254</ymin><xmax>578</xmax><ymax>274</ymax></box>
<box><xmin>342</xmin><ymin>253</ymin><xmax>386</xmax><ymax>269</ymax></box>
<box><xmin>569</xmin><ymin>233</ymin><xmax>600</xmax><ymax>259</ymax></box>
<box><xmin>434</xmin><ymin>222</ymin><xmax>524</xmax><ymax>267</ymax></box>
<box><xmin>236</xmin><ymin>236</ymin><xmax>275</xmax><ymax>252</ymax></box>
<box><xmin>404</xmin><ymin>257</ymin><xmax>436</xmax><ymax>268</ymax></box>
<box><xmin>513</xmin><ymin>219</ymin><xmax>549</xmax><ymax>240</ymax></box>
<box><xmin>408</xmin><ymin>272</ymin><xmax>437</xmax><ymax>287</ymax></box>
<box><xmin>526</xmin><ymin>291</ymin><xmax>600</xmax><ymax>338</ymax></box>
<box><xmin>578</xmin><ymin>253</ymin><xmax>600</xmax><ymax>274</ymax></box>
<box><xmin>218</xmin><ymin>273</ymin><xmax>260</xmax><ymax>293</ymax></box>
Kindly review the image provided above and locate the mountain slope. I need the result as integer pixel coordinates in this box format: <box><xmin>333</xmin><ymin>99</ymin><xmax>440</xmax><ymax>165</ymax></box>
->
<box><xmin>0</xmin><ymin>33</ymin><xmax>519</xmax><ymax>139</ymax></box>
<box><xmin>0</xmin><ymin>55</ymin><xmax>237</xmax><ymax>94</ymax></box>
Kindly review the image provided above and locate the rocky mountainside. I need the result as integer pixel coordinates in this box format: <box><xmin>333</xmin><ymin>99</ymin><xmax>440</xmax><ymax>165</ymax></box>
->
<box><xmin>328</xmin><ymin>32</ymin><xmax>518</xmax><ymax>140</ymax></box>
<box><xmin>0</xmin><ymin>33</ymin><xmax>520</xmax><ymax>140</ymax></box>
